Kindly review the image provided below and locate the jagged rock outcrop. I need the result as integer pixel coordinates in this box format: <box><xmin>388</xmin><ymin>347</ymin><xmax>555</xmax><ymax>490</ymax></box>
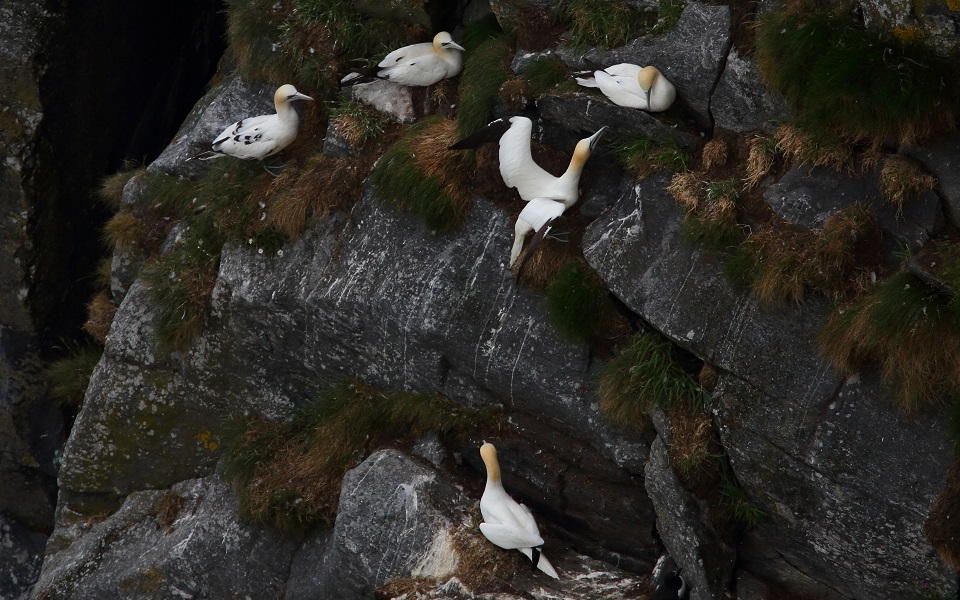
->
<box><xmin>711</xmin><ymin>48</ymin><xmax>788</xmax><ymax>133</ymax></box>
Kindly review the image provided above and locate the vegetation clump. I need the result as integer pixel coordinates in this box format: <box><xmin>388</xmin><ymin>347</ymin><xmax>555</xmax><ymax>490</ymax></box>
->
<box><xmin>331</xmin><ymin>99</ymin><xmax>390</xmax><ymax>146</ymax></box>
<box><xmin>371</xmin><ymin>116</ymin><xmax>473</xmax><ymax>231</ymax></box>
<box><xmin>220</xmin><ymin>381</ymin><xmax>500</xmax><ymax>532</ymax></box>
<box><xmin>47</xmin><ymin>344</ymin><xmax>103</xmax><ymax>409</ymax></box>
<box><xmin>544</xmin><ymin>259</ymin><xmax>611</xmax><ymax>342</ymax></box>
<box><xmin>598</xmin><ymin>331</ymin><xmax>708</xmax><ymax>432</ymax></box>
<box><xmin>522</xmin><ymin>55</ymin><xmax>578</xmax><ymax>97</ymax></box>
<box><xmin>818</xmin><ymin>270</ymin><xmax>960</xmax><ymax>412</ymax></box>
<box><xmin>878</xmin><ymin>154</ymin><xmax>937</xmax><ymax>215</ymax></box>
<box><xmin>755</xmin><ymin>9</ymin><xmax>960</xmax><ymax>144</ymax></box>
<box><xmin>557</xmin><ymin>0</ymin><xmax>653</xmax><ymax>49</ymax></box>
<box><xmin>773</xmin><ymin>123</ymin><xmax>854</xmax><ymax>172</ymax></box>
<box><xmin>457</xmin><ymin>33</ymin><xmax>512</xmax><ymax>138</ymax></box>
<box><xmin>614</xmin><ymin>137</ymin><xmax>691</xmax><ymax>179</ymax></box>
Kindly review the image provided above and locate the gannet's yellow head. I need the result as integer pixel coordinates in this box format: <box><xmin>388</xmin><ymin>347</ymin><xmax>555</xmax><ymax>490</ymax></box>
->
<box><xmin>637</xmin><ymin>66</ymin><xmax>661</xmax><ymax>92</ymax></box>
<box><xmin>480</xmin><ymin>442</ymin><xmax>501</xmax><ymax>481</ymax></box>
<box><xmin>433</xmin><ymin>31</ymin><xmax>466</xmax><ymax>53</ymax></box>
<box><xmin>274</xmin><ymin>84</ymin><xmax>314</xmax><ymax>107</ymax></box>
<box><xmin>571</xmin><ymin>126</ymin><xmax>607</xmax><ymax>166</ymax></box>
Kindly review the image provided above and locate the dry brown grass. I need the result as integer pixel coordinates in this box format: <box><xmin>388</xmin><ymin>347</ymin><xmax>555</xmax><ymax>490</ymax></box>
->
<box><xmin>702</xmin><ymin>139</ymin><xmax>728</xmax><ymax>169</ymax></box>
<box><xmin>744</xmin><ymin>223</ymin><xmax>817</xmax><ymax>305</ymax></box>
<box><xmin>83</xmin><ymin>291</ymin><xmax>117</xmax><ymax>344</ymax></box>
<box><xmin>98</xmin><ymin>168</ymin><xmax>144</xmax><ymax>210</ymax></box>
<box><xmin>878</xmin><ymin>154</ymin><xmax>937</xmax><ymax>216</ymax></box>
<box><xmin>103</xmin><ymin>211</ymin><xmax>144</xmax><ymax>251</ymax></box>
<box><xmin>743</xmin><ymin>134</ymin><xmax>777</xmax><ymax>190</ymax></box>
<box><xmin>452</xmin><ymin>513</ymin><xmax>525</xmax><ymax>591</ymax></box>
<box><xmin>408</xmin><ymin>117</ymin><xmax>474</xmax><ymax>212</ymax></box>
<box><xmin>153</xmin><ymin>491</ymin><xmax>187</xmax><ymax>534</ymax></box>
<box><xmin>510</xmin><ymin>239</ymin><xmax>580</xmax><ymax>291</ymax></box>
<box><xmin>775</xmin><ymin>123</ymin><xmax>854</xmax><ymax>172</ymax></box>
<box><xmin>668</xmin><ymin>404</ymin><xmax>720</xmax><ymax>488</ymax></box>
<box><xmin>812</xmin><ymin>203</ymin><xmax>881</xmax><ymax>298</ymax></box>
<box><xmin>667</xmin><ymin>172</ymin><xmax>703</xmax><ymax>212</ymax></box>
<box><xmin>375</xmin><ymin>576</ymin><xmax>442</xmax><ymax>599</ymax></box>
<box><xmin>925</xmin><ymin>461</ymin><xmax>960</xmax><ymax>570</ymax></box>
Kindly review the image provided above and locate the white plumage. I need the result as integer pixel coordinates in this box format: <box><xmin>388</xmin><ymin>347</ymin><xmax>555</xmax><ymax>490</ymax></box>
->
<box><xmin>576</xmin><ymin>64</ymin><xmax>676</xmax><ymax>112</ymax></box>
<box><xmin>201</xmin><ymin>84</ymin><xmax>313</xmax><ymax>162</ymax></box>
<box><xmin>498</xmin><ymin>116</ymin><xmax>605</xmax><ymax>205</ymax></box>
<box><xmin>376</xmin><ymin>31</ymin><xmax>465</xmax><ymax>86</ymax></box>
<box><xmin>510</xmin><ymin>197</ymin><xmax>565</xmax><ymax>267</ymax></box>
<box><xmin>479</xmin><ymin>442</ymin><xmax>559</xmax><ymax>579</ymax></box>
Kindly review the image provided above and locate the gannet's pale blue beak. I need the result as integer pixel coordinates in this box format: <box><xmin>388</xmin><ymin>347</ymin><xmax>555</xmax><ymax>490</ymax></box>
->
<box><xmin>289</xmin><ymin>92</ymin><xmax>314</xmax><ymax>102</ymax></box>
<box><xmin>588</xmin><ymin>126</ymin><xmax>607</xmax><ymax>150</ymax></box>
<box><xmin>443</xmin><ymin>41</ymin><xmax>466</xmax><ymax>52</ymax></box>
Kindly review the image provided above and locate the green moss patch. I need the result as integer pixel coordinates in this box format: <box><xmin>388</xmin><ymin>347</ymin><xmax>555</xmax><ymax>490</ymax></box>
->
<box><xmin>614</xmin><ymin>137</ymin><xmax>691</xmax><ymax>179</ymax></box>
<box><xmin>220</xmin><ymin>380</ymin><xmax>502</xmax><ymax>532</ymax></box>
<box><xmin>557</xmin><ymin>0</ymin><xmax>653</xmax><ymax>49</ymax></box>
<box><xmin>544</xmin><ymin>259</ymin><xmax>611</xmax><ymax>343</ymax></box>
<box><xmin>456</xmin><ymin>34</ymin><xmax>512</xmax><ymax>138</ymax></box>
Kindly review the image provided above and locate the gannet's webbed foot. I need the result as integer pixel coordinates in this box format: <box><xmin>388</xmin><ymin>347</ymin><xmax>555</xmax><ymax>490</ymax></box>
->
<box><xmin>262</xmin><ymin>156</ymin><xmax>285</xmax><ymax>177</ymax></box>
<box><xmin>545</xmin><ymin>230</ymin><xmax>570</xmax><ymax>243</ymax></box>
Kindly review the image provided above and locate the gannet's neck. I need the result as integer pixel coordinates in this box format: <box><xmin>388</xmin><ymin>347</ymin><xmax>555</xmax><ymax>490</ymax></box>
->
<box><xmin>480</xmin><ymin>443</ymin><xmax>502</xmax><ymax>485</ymax></box>
<box><xmin>276</xmin><ymin>100</ymin><xmax>300</xmax><ymax>124</ymax></box>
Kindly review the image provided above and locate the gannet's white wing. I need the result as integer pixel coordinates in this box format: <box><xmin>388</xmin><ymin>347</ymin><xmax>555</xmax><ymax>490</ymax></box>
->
<box><xmin>378</xmin><ymin>56</ymin><xmax>451</xmax><ymax>86</ymax></box>
<box><xmin>603</xmin><ymin>63</ymin><xmax>643</xmax><ymax>78</ymax></box>
<box><xmin>519</xmin><ymin>198</ymin><xmax>565</xmax><ymax>231</ymax></box>
<box><xmin>479</xmin><ymin>522</ymin><xmax>545</xmax><ymax>550</ymax></box>
<box><xmin>499</xmin><ymin>117</ymin><xmax>558</xmax><ymax>201</ymax></box>
<box><xmin>211</xmin><ymin>114</ymin><xmax>286</xmax><ymax>160</ymax></box>
<box><xmin>594</xmin><ymin>70</ymin><xmax>647</xmax><ymax>109</ymax></box>
<box><xmin>575</xmin><ymin>75</ymin><xmax>599</xmax><ymax>88</ymax></box>
<box><xmin>649</xmin><ymin>76</ymin><xmax>677</xmax><ymax>112</ymax></box>
<box><xmin>378</xmin><ymin>42</ymin><xmax>435</xmax><ymax>67</ymax></box>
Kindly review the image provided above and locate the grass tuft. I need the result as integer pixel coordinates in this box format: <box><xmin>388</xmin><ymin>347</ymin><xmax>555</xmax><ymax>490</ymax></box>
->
<box><xmin>743</xmin><ymin>134</ymin><xmax>778</xmax><ymax>189</ymax></box>
<box><xmin>331</xmin><ymin>98</ymin><xmax>390</xmax><ymax>146</ymax></box>
<box><xmin>557</xmin><ymin>0</ymin><xmax>653</xmax><ymax>49</ymax></box>
<box><xmin>97</xmin><ymin>167</ymin><xmax>144</xmax><ymax>210</ymax></box>
<box><xmin>774</xmin><ymin>123</ymin><xmax>853</xmax><ymax>172</ymax></box>
<box><xmin>651</xmin><ymin>0</ymin><xmax>685</xmax><ymax>35</ymax></box>
<box><xmin>544</xmin><ymin>259</ymin><xmax>610</xmax><ymax>342</ymax></box>
<box><xmin>83</xmin><ymin>292</ymin><xmax>117</xmax><ymax>344</ymax></box>
<box><xmin>878</xmin><ymin>154</ymin><xmax>937</xmax><ymax>215</ymax></box>
<box><xmin>614</xmin><ymin>138</ymin><xmax>691</xmax><ymax>179</ymax></box>
<box><xmin>220</xmin><ymin>380</ymin><xmax>501</xmax><ymax>531</ymax></box>
<box><xmin>720</xmin><ymin>476</ymin><xmax>766</xmax><ymax>530</ymax></box>
<box><xmin>457</xmin><ymin>35</ymin><xmax>512</xmax><ymax>139</ymax></box>
<box><xmin>522</xmin><ymin>56</ymin><xmax>578</xmax><ymax>96</ymax></box>
<box><xmin>818</xmin><ymin>270</ymin><xmax>960</xmax><ymax>411</ymax></box>
<box><xmin>755</xmin><ymin>9</ymin><xmax>960</xmax><ymax>144</ymax></box>
<box><xmin>598</xmin><ymin>331</ymin><xmax>708</xmax><ymax>432</ymax></box>
<box><xmin>103</xmin><ymin>212</ymin><xmax>145</xmax><ymax>252</ymax></box>
<box><xmin>372</xmin><ymin>116</ymin><xmax>473</xmax><ymax>231</ymax></box>
<box><xmin>701</xmin><ymin>139</ymin><xmax>728</xmax><ymax>169</ymax></box>
<box><xmin>46</xmin><ymin>344</ymin><xmax>103</xmax><ymax>409</ymax></box>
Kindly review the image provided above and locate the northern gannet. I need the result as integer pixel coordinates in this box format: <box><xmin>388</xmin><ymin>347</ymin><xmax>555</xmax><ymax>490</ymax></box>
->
<box><xmin>451</xmin><ymin>116</ymin><xmax>605</xmax><ymax>205</ymax></box>
<box><xmin>576</xmin><ymin>64</ymin><xmax>676</xmax><ymax>112</ymax></box>
<box><xmin>479</xmin><ymin>442</ymin><xmax>560</xmax><ymax>579</ymax></box>
<box><xmin>375</xmin><ymin>31</ymin><xmax>465</xmax><ymax>86</ymax></box>
<box><xmin>194</xmin><ymin>84</ymin><xmax>313</xmax><ymax>173</ymax></box>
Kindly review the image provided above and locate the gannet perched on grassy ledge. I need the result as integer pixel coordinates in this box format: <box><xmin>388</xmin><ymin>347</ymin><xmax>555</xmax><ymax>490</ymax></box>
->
<box><xmin>479</xmin><ymin>442</ymin><xmax>560</xmax><ymax>579</ymax></box>
<box><xmin>192</xmin><ymin>84</ymin><xmax>313</xmax><ymax>174</ymax></box>
<box><xmin>576</xmin><ymin>64</ymin><xmax>676</xmax><ymax>112</ymax></box>
<box><xmin>374</xmin><ymin>31</ymin><xmax>466</xmax><ymax>87</ymax></box>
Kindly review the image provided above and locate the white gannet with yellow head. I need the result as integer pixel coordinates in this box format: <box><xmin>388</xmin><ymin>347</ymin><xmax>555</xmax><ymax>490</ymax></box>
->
<box><xmin>479</xmin><ymin>442</ymin><xmax>560</xmax><ymax>579</ymax></box>
<box><xmin>199</xmin><ymin>84</ymin><xmax>313</xmax><ymax>165</ymax></box>
<box><xmin>376</xmin><ymin>31</ymin><xmax>466</xmax><ymax>87</ymax></box>
<box><xmin>576</xmin><ymin>64</ymin><xmax>676</xmax><ymax>112</ymax></box>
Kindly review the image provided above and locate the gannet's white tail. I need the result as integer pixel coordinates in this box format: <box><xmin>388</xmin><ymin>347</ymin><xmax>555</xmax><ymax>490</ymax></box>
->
<box><xmin>188</xmin><ymin>150</ymin><xmax>224</xmax><ymax>162</ymax></box>
<box><xmin>519</xmin><ymin>547</ymin><xmax>560</xmax><ymax>579</ymax></box>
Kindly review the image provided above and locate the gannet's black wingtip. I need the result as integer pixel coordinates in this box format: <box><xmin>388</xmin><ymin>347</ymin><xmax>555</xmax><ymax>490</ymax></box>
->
<box><xmin>531</xmin><ymin>546</ymin><xmax>541</xmax><ymax>572</ymax></box>
<box><xmin>448</xmin><ymin>118</ymin><xmax>512</xmax><ymax>150</ymax></box>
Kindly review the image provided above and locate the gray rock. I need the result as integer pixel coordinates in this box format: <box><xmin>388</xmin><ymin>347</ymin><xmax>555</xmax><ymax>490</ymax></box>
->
<box><xmin>764</xmin><ymin>166</ymin><xmax>943</xmax><ymax>259</ymax></box>
<box><xmin>710</xmin><ymin>48</ymin><xmax>788</xmax><ymax>133</ymax></box>
<box><xmin>560</xmin><ymin>1</ymin><xmax>732</xmax><ymax>128</ymax></box>
<box><xmin>314</xmin><ymin>450</ymin><xmax>467</xmax><ymax>599</ymax></box>
<box><xmin>511</xmin><ymin>49</ymin><xmax>559</xmax><ymax>75</ymax></box>
<box><xmin>110</xmin><ymin>174</ymin><xmax>150</xmax><ymax>303</ymax></box>
<box><xmin>714</xmin><ymin>372</ymin><xmax>955</xmax><ymax>599</ymax></box>
<box><xmin>413</xmin><ymin>430</ymin><xmax>447</xmax><ymax>466</ymax></box>
<box><xmin>32</xmin><ymin>473</ymin><xmax>301</xmax><ymax>599</ymax></box>
<box><xmin>583</xmin><ymin>171</ymin><xmax>843</xmax><ymax>404</ymax></box>
<box><xmin>645</xmin><ymin>437</ymin><xmax>734</xmax><ymax>600</ymax></box>
<box><xmin>858</xmin><ymin>0</ymin><xmax>960</xmax><ymax>54</ymax></box>
<box><xmin>0</xmin><ymin>514</ymin><xmax>46</xmax><ymax>600</ymax></box>
<box><xmin>736</xmin><ymin>535</ymin><xmax>848</xmax><ymax>600</ymax></box>
<box><xmin>902</xmin><ymin>132</ymin><xmax>960</xmax><ymax>229</ymax></box>
<box><xmin>347</xmin><ymin>79</ymin><xmax>423</xmax><ymax>124</ymax></box>
<box><xmin>148</xmin><ymin>75</ymin><xmax>275</xmax><ymax>179</ymax></box>
<box><xmin>322</xmin><ymin>119</ymin><xmax>355</xmax><ymax>158</ymax></box>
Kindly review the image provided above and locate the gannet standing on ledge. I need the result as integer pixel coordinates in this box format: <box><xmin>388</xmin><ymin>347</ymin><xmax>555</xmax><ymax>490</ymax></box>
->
<box><xmin>194</xmin><ymin>84</ymin><xmax>313</xmax><ymax>174</ymax></box>
<box><xmin>478</xmin><ymin>442</ymin><xmax>560</xmax><ymax>579</ymax></box>
<box><xmin>576</xmin><ymin>64</ymin><xmax>676</xmax><ymax>112</ymax></box>
<box><xmin>375</xmin><ymin>31</ymin><xmax>465</xmax><ymax>87</ymax></box>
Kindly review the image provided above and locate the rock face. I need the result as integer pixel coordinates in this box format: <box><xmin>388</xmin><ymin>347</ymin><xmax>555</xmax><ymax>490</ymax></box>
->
<box><xmin>711</xmin><ymin>48</ymin><xmax>788</xmax><ymax>133</ymax></box>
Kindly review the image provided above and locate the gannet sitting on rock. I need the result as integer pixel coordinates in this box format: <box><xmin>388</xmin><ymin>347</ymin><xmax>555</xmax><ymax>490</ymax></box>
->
<box><xmin>451</xmin><ymin>116</ymin><xmax>605</xmax><ymax>206</ymax></box>
<box><xmin>194</xmin><ymin>84</ymin><xmax>313</xmax><ymax>174</ymax></box>
<box><xmin>374</xmin><ymin>31</ymin><xmax>465</xmax><ymax>87</ymax></box>
<box><xmin>576</xmin><ymin>64</ymin><xmax>676</xmax><ymax>112</ymax></box>
<box><xmin>478</xmin><ymin>442</ymin><xmax>560</xmax><ymax>579</ymax></box>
